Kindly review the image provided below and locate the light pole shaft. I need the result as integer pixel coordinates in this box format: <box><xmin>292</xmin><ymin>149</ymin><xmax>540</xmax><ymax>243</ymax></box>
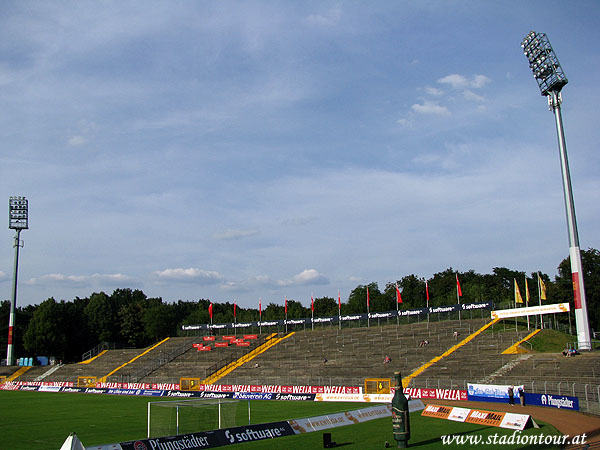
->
<box><xmin>550</xmin><ymin>91</ymin><xmax>592</xmax><ymax>350</ymax></box>
<box><xmin>6</xmin><ymin>229</ymin><xmax>22</xmax><ymax>365</ymax></box>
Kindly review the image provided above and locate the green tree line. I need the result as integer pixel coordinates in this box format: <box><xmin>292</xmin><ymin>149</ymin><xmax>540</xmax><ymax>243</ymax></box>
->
<box><xmin>1</xmin><ymin>249</ymin><xmax>598</xmax><ymax>362</ymax></box>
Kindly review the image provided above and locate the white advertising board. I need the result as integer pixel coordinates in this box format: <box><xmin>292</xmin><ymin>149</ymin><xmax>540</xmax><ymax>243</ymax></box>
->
<box><xmin>491</xmin><ymin>303</ymin><xmax>569</xmax><ymax>320</ymax></box>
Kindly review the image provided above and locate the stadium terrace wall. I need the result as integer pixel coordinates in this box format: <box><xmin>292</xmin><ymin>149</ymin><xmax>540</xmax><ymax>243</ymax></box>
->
<box><xmin>181</xmin><ymin>301</ymin><xmax>494</xmax><ymax>331</ymax></box>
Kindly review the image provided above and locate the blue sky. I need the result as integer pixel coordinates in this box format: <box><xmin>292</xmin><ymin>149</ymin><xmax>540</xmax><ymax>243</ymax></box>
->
<box><xmin>1</xmin><ymin>1</ymin><xmax>598</xmax><ymax>309</ymax></box>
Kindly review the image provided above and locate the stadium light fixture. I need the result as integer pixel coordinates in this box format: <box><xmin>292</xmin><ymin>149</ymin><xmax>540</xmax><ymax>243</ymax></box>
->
<box><xmin>520</xmin><ymin>31</ymin><xmax>592</xmax><ymax>350</ymax></box>
<box><xmin>6</xmin><ymin>196</ymin><xmax>28</xmax><ymax>366</ymax></box>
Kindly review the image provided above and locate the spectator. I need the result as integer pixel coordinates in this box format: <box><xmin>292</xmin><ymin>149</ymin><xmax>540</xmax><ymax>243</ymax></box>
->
<box><xmin>518</xmin><ymin>386</ymin><xmax>525</xmax><ymax>406</ymax></box>
<box><xmin>508</xmin><ymin>385</ymin><xmax>515</xmax><ymax>406</ymax></box>
<box><xmin>453</xmin><ymin>331</ymin><xmax>459</xmax><ymax>339</ymax></box>
<box><xmin>383</xmin><ymin>355</ymin><xmax>391</xmax><ymax>364</ymax></box>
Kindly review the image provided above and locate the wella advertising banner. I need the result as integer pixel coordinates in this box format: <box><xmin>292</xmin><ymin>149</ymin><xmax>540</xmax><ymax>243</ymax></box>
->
<box><xmin>403</xmin><ymin>388</ymin><xmax>467</xmax><ymax>401</ymax></box>
<box><xmin>490</xmin><ymin>303</ymin><xmax>570</xmax><ymax>320</ymax></box>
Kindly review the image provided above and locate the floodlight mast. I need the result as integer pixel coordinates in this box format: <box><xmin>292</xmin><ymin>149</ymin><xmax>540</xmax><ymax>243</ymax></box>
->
<box><xmin>521</xmin><ymin>31</ymin><xmax>592</xmax><ymax>350</ymax></box>
<box><xmin>7</xmin><ymin>196</ymin><xmax>28</xmax><ymax>366</ymax></box>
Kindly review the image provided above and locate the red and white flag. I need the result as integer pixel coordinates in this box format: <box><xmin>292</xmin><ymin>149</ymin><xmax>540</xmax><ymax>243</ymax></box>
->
<box><xmin>456</xmin><ymin>274</ymin><xmax>462</xmax><ymax>297</ymax></box>
<box><xmin>311</xmin><ymin>294</ymin><xmax>314</xmax><ymax>313</ymax></box>
<box><xmin>259</xmin><ymin>298</ymin><xmax>262</xmax><ymax>319</ymax></box>
<box><xmin>284</xmin><ymin>296</ymin><xmax>288</xmax><ymax>315</ymax></box>
<box><xmin>338</xmin><ymin>290</ymin><xmax>341</xmax><ymax>311</ymax></box>
<box><xmin>396</xmin><ymin>282</ymin><xmax>402</xmax><ymax>304</ymax></box>
<box><xmin>208</xmin><ymin>302</ymin><xmax>213</xmax><ymax>320</ymax></box>
<box><xmin>425</xmin><ymin>281</ymin><xmax>429</xmax><ymax>303</ymax></box>
<box><xmin>366</xmin><ymin>286</ymin><xmax>370</xmax><ymax>309</ymax></box>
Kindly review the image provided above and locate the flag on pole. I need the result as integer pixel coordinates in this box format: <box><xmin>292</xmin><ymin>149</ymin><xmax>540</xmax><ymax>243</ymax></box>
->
<box><xmin>366</xmin><ymin>286</ymin><xmax>370</xmax><ymax>309</ymax></box>
<box><xmin>456</xmin><ymin>274</ymin><xmax>462</xmax><ymax>297</ymax></box>
<box><xmin>539</xmin><ymin>275</ymin><xmax>547</xmax><ymax>300</ymax></box>
<box><xmin>425</xmin><ymin>281</ymin><xmax>429</xmax><ymax>304</ymax></box>
<box><xmin>259</xmin><ymin>298</ymin><xmax>262</xmax><ymax>319</ymax></box>
<box><xmin>233</xmin><ymin>300</ymin><xmax>237</xmax><ymax>318</ymax></box>
<box><xmin>311</xmin><ymin>294</ymin><xmax>314</xmax><ymax>312</ymax></box>
<box><xmin>514</xmin><ymin>279</ymin><xmax>523</xmax><ymax>304</ymax></box>
<box><xmin>285</xmin><ymin>296</ymin><xmax>288</xmax><ymax>315</ymax></box>
<box><xmin>525</xmin><ymin>278</ymin><xmax>530</xmax><ymax>305</ymax></box>
<box><xmin>338</xmin><ymin>290</ymin><xmax>341</xmax><ymax>311</ymax></box>
<box><xmin>208</xmin><ymin>302</ymin><xmax>213</xmax><ymax>320</ymax></box>
<box><xmin>396</xmin><ymin>282</ymin><xmax>402</xmax><ymax>304</ymax></box>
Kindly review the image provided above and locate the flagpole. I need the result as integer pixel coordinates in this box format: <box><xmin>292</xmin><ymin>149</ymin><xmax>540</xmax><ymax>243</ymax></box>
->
<box><xmin>259</xmin><ymin>298</ymin><xmax>262</xmax><ymax>335</ymax></box>
<box><xmin>284</xmin><ymin>297</ymin><xmax>288</xmax><ymax>333</ymax></box>
<box><xmin>395</xmin><ymin>283</ymin><xmax>400</xmax><ymax>326</ymax></box>
<box><xmin>426</xmin><ymin>281</ymin><xmax>430</xmax><ymax>324</ymax></box>
<box><xmin>311</xmin><ymin>294</ymin><xmax>314</xmax><ymax>331</ymax></box>
<box><xmin>514</xmin><ymin>279</ymin><xmax>518</xmax><ymax>331</ymax></box>
<box><xmin>338</xmin><ymin>290</ymin><xmax>341</xmax><ymax>330</ymax></box>
<box><xmin>535</xmin><ymin>272</ymin><xmax>544</xmax><ymax>329</ymax></box>
<box><xmin>525</xmin><ymin>276</ymin><xmax>530</xmax><ymax>330</ymax></box>
<box><xmin>367</xmin><ymin>286</ymin><xmax>370</xmax><ymax>328</ymax></box>
<box><xmin>456</xmin><ymin>274</ymin><xmax>461</xmax><ymax>322</ymax></box>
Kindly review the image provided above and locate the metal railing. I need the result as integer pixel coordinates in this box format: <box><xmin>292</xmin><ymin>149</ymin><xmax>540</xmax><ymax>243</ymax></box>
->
<box><xmin>417</xmin><ymin>377</ymin><xmax>600</xmax><ymax>416</ymax></box>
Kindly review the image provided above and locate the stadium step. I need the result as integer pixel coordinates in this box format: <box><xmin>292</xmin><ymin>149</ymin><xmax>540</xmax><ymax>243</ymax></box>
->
<box><xmin>479</xmin><ymin>354</ymin><xmax>533</xmax><ymax>384</ymax></box>
<box><xmin>202</xmin><ymin>332</ymin><xmax>295</xmax><ymax>385</ymax></box>
<box><xmin>402</xmin><ymin>317</ymin><xmax>500</xmax><ymax>387</ymax></box>
<box><xmin>7</xmin><ymin>366</ymin><xmax>32</xmax><ymax>381</ymax></box>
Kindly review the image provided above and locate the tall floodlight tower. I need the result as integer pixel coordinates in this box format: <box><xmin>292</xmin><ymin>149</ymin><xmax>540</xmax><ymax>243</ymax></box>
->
<box><xmin>7</xmin><ymin>196</ymin><xmax>28</xmax><ymax>365</ymax></box>
<box><xmin>521</xmin><ymin>31</ymin><xmax>591</xmax><ymax>350</ymax></box>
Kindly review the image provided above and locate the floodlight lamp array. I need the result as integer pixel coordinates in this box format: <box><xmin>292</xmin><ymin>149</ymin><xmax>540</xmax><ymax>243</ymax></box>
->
<box><xmin>9</xmin><ymin>196</ymin><xmax>28</xmax><ymax>230</ymax></box>
<box><xmin>521</xmin><ymin>30</ymin><xmax>568</xmax><ymax>96</ymax></box>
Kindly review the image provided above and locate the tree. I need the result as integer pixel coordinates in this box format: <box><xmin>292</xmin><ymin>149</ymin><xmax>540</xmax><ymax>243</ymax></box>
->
<box><xmin>62</xmin><ymin>297</ymin><xmax>91</xmax><ymax>361</ymax></box>
<box><xmin>84</xmin><ymin>292</ymin><xmax>117</xmax><ymax>343</ymax></box>
<box><xmin>394</xmin><ymin>275</ymin><xmax>427</xmax><ymax>308</ymax></box>
<box><xmin>144</xmin><ymin>301</ymin><xmax>177</xmax><ymax>342</ymax></box>
<box><xmin>285</xmin><ymin>299</ymin><xmax>307</xmax><ymax>319</ymax></box>
<box><xmin>347</xmin><ymin>283</ymin><xmax>380</xmax><ymax>313</ymax></box>
<box><xmin>555</xmin><ymin>248</ymin><xmax>600</xmax><ymax>331</ymax></box>
<box><xmin>118</xmin><ymin>302</ymin><xmax>147</xmax><ymax>347</ymax></box>
<box><xmin>314</xmin><ymin>296</ymin><xmax>338</xmax><ymax>317</ymax></box>
<box><xmin>23</xmin><ymin>298</ymin><xmax>66</xmax><ymax>360</ymax></box>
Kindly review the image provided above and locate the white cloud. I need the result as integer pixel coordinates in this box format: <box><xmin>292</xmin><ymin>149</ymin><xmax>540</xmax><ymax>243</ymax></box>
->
<box><xmin>212</xmin><ymin>228</ymin><xmax>260</xmax><ymax>240</ymax></box>
<box><xmin>424</xmin><ymin>86</ymin><xmax>443</xmax><ymax>96</ymax></box>
<box><xmin>438</xmin><ymin>74</ymin><xmax>490</xmax><ymax>90</ymax></box>
<box><xmin>306</xmin><ymin>6</ymin><xmax>342</xmax><ymax>26</ymax></box>
<box><xmin>153</xmin><ymin>268</ymin><xmax>224</xmax><ymax>284</ymax></box>
<box><xmin>277</xmin><ymin>269</ymin><xmax>329</xmax><ymax>286</ymax></box>
<box><xmin>26</xmin><ymin>273</ymin><xmax>132</xmax><ymax>287</ymax></box>
<box><xmin>463</xmin><ymin>89</ymin><xmax>485</xmax><ymax>102</ymax></box>
<box><xmin>411</xmin><ymin>101</ymin><xmax>449</xmax><ymax>115</ymax></box>
<box><xmin>68</xmin><ymin>135</ymin><xmax>87</xmax><ymax>146</ymax></box>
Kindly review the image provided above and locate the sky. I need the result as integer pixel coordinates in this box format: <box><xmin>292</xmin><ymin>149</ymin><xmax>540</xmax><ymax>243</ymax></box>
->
<box><xmin>0</xmin><ymin>1</ymin><xmax>598</xmax><ymax>309</ymax></box>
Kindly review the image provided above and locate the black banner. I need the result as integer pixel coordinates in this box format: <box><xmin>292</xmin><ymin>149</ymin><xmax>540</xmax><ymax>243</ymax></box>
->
<box><xmin>182</xmin><ymin>301</ymin><xmax>494</xmax><ymax>331</ymax></box>
<box><xmin>120</xmin><ymin>421</ymin><xmax>296</xmax><ymax>450</ymax></box>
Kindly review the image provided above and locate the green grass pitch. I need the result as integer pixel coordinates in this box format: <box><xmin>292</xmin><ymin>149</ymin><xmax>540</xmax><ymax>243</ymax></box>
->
<box><xmin>0</xmin><ymin>391</ymin><xmax>562</xmax><ymax>450</ymax></box>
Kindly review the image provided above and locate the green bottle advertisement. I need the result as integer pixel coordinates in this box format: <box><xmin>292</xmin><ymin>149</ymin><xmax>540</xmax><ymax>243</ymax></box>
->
<box><xmin>392</xmin><ymin>371</ymin><xmax>410</xmax><ymax>448</ymax></box>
